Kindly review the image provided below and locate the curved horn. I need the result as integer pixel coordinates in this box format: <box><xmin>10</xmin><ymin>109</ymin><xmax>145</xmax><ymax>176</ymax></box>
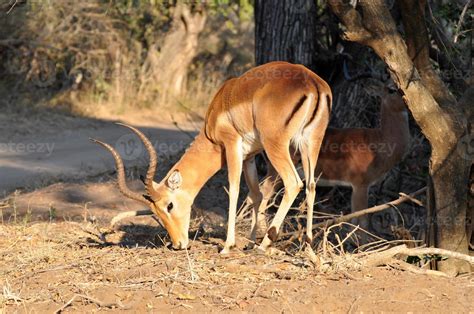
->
<box><xmin>90</xmin><ymin>138</ymin><xmax>152</xmax><ymax>206</ymax></box>
<box><xmin>115</xmin><ymin>123</ymin><xmax>158</xmax><ymax>197</ymax></box>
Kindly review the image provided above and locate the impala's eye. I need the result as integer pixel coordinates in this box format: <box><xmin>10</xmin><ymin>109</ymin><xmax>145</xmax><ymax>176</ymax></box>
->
<box><xmin>167</xmin><ymin>202</ymin><xmax>174</xmax><ymax>212</ymax></box>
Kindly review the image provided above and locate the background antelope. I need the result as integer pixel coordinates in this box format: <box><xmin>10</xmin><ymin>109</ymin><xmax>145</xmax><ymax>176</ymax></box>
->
<box><xmin>252</xmin><ymin>83</ymin><xmax>410</xmax><ymax>236</ymax></box>
<box><xmin>92</xmin><ymin>61</ymin><xmax>332</xmax><ymax>252</ymax></box>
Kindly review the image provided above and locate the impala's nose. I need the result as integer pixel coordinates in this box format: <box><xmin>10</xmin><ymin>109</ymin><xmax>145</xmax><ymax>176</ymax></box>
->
<box><xmin>172</xmin><ymin>240</ymin><xmax>189</xmax><ymax>250</ymax></box>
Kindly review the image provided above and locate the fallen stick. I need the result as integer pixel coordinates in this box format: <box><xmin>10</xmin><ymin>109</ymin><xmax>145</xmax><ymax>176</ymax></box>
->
<box><xmin>395</xmin><ymin>246</ymin><xmax>474</xmax><ymax>264</ymax></box>
<box><xmin>361</xmin><ymin>244</ymin><xmax>474</xmax><ymax>277</ymax></box>
<box><xmin>390</xmin><ymin>260</ymin><xmax>451</xmax><ymax>278</ymax></box>
<box><xmin>110</xmin><ymin>209</ymin><xmax>153</xmax><ymax>228</ymax></box>
<box><xmin>55</xmin><ymin>294</ymin><xmax>128</xmax><ymax>313</ymax></box>
<box><xmin>307</xmin><ymin>244</ymin><xmax>473</xmax><ymax>277</ymax></box>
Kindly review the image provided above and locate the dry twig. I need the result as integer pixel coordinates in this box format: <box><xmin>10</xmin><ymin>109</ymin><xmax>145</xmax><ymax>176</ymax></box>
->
<box><xmin>55</xmin><ymin>294</ymin><xmax>129</xmax><ymax>313</ymax></box>
<box><xmin>312</xmin><ymin>187</ymin><xmax>426</xmax><ymax>231</ymax></box>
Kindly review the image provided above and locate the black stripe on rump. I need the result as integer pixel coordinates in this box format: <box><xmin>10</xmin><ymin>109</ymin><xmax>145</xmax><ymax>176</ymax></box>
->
<box><xmin>304</xmin><ymin>89</ymin><xmax>320</xmax><ymax>128</ymax></box>
<box><xmin>285</xmin><ymin>94</ymin><xmax>308</xmax><ymax>126</ymax></box>
<box><xmin>326</xmin><ymin>94</ymin><xmax>331</xmax><ymax>113</ymax></box>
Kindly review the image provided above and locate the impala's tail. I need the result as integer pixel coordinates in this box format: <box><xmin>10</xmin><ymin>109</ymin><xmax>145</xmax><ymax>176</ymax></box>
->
<box><xmin>290</xmin><ymin>91</ymin><xmax>331</xmax><ymax>153</ymax></box>
<box><xmin>304</xmin><ymin>92</ymin><xmax>331</xmax><ymax>129</ymax></box>
<box><xmin>288</xmin><ymin>93</ymin><xmax>314</xmax><ymax>150</ymax></box>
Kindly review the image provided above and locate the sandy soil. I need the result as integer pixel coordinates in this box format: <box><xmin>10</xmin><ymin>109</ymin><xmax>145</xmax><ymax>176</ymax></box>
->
<box><xmin>0</xmin><ymin>219</ymin><xmax>473</xmax><ymax>313</ymax></box>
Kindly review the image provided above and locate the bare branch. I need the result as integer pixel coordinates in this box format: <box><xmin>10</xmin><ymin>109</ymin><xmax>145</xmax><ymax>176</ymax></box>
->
<box><xmin>454</xmin><ymin>0</ymin><xmax>473</xmax><ymax>43</ymax></box>
<box><xmin>312</xmin><ymin>187</ymin><xmax>427</xmax><ymax>231</ymax></box>
<box><xmin>398</xmin><ymin>0</ymin><xmax>457</xmax><ymax>107</ymax></box>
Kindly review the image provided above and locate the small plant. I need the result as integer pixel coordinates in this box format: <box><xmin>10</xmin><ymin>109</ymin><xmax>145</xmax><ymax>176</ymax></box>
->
<box><xmin>22</xmin><ymin>207</ymin><xmax>32</xmax><ymax>226</ymax></box>
<box><xmin>0</xmin><ymin>201</ymin><xmax>7</xmax><ymax>225</ymax></box>
<box><xmin>48</xmin><ymin>204</ymin><xmax>57</xmax><ymax>222</ymax></box>
<box><xmin>11</xmin><ymin>191</ymin><xmax>20</xmax><ymax>224</ymax></box>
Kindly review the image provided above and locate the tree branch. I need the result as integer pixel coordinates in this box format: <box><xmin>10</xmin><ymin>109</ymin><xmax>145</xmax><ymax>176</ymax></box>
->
<box><xmin>327</xmin><ymin>0</ymin><xmax>373</xmax><ymax>43</ymax></box>
<box><xmin>312</xmin><ymin>187</ymin><xmax>426</xmax><ymax>231</ymax></box>
<box><xmin>398</xmin><ymin>0</ymin><xmax>456</xmax><ymax>108</ymax></box>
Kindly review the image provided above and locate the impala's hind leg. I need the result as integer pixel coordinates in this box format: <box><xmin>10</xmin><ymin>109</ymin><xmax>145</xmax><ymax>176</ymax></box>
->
<box><xmin>243</xmin><ymin>157</ymin><xmax>264</xmax><ymax>248</ymax></box>
<box><xmin>258</xmin><ymin>141</ymin><xmax>303</xmax><ymax>250</ymax></box>
<box><xmin>254</xmin><ymin>153</ymin><xmax>299</xmax><ymax>237</ymax></box>
<box><xmin>300</xmin><ymin>94</ymin><xmax>330</xmax><ymax>243</ymax></box>
<box><xmin>300</xmin><ymin>137</ymin><xmax>324</xmax><ymax>244</ymax></box>
<box><xmin>253</xmin><ymin>156</ymin><xmax>281</xmax><ymax>237</ymax></box>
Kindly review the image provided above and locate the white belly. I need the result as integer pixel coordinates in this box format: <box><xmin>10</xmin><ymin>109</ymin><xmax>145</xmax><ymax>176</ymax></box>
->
<box><xmin>296</xmin><ymin>167</ymin><xmax>352</xmax><ymax>187</ymax></box>
<box><xmin>242</xmin><ymin>132</ymin><xmax>263</xmax><ymax>157</ymax></box>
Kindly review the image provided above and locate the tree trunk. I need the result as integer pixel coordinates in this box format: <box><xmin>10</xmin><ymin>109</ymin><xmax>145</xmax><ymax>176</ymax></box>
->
<box><xmin>328</xmin><ymin>0</ymin><xmax>470</xmax><ymax>275</ymax></box>
<box><xmin>254</xmin><ymin>0</ymin><xmax>319</xmax><ymax>72</ymax></box>
<box><xmin>142</xmin><ymin>3</ymin><xmax>206</xmax><ymax>103</ymax></box>
<box><xmin>469</xmin><ymin>164</ymin><xmax>473</xmax><ymax>249</ymax></box>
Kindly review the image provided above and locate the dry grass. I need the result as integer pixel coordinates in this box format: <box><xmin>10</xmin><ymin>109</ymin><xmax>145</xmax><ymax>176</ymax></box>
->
<box><xmin>1</xmin><ymin>214</ymin><xmax>472</xmax><ymax>312</ymax></box>
<box><xmin>0</xmin><ymin>1</ymin><xmax>254</xmax><ymax>119</ymax></box>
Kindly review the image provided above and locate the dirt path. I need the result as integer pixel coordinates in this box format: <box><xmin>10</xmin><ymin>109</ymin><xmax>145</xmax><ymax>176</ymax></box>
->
<box><xmin>0</xmin><ymin>118</ymin><xmax>196</xmax><ymax>195</ymax></box>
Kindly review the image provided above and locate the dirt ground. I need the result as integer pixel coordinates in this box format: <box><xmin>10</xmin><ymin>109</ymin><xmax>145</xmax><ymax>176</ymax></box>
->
<box><xmin>0</xmin><ymin>220</ymin><xmax>473</xmax><ymax>313</ymax></box>
<box><xmin>1</xmin><ymin>177</ymin><xmax>473</xmax><ymax>313</ymax></box>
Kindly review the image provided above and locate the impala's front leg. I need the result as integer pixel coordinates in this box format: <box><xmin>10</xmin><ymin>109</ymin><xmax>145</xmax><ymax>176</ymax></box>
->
<box><xmin>351</xmin><ymin>184</ymin><xmax>369</xmax><ymax>243</ymax></box>
<box><xmin>221</xmin><ymin>139</ymin><xmax>243</xmax><ymax>254</ymax></box>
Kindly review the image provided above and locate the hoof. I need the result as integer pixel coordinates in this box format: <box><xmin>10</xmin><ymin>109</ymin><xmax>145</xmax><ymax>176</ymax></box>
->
<box><xmin>255</xmin><ymin>245</ymin><xmax>267</xmax><ymax>254</ymax></box>
<box><xmin>267</xmin><ymin>226</ymin><xmax>278</xmax><ymax>242</ymax></box>
<box><xmin>255</xmin><ymin>245</ymin><xmax>284</xmax><ymax>256</ymax></box>
<box><xmin>244</xmin><ymin>242</ymin><xmax>256</xmax><ymax>251</ymax></box>
<box><xmin>219</xmin><ymin>244</ymin><xmax>235</xmax><ymax>254</ymax></box>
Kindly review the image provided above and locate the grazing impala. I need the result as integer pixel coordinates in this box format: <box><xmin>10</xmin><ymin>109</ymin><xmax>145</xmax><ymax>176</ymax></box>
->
<box><xmin>92</xmin><ymin>61</ymin><xmax>332</xmax><ymax>252</ymax></box>
<box><xmin>254</xmin><ymin>84</ymin><xmax>410</xmax><ymax>233</ymax></box>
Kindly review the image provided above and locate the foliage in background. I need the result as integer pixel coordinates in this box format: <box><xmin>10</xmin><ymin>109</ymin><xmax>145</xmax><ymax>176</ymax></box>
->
<box><xmin>0</xmin><ymin>0</ymin><xmax>469</xmax><ymax>118</ymax></box>
<box><xmin>0</xmin><ymin>0</ymin><xmax>254</xmax><ymax>117</ymax></box>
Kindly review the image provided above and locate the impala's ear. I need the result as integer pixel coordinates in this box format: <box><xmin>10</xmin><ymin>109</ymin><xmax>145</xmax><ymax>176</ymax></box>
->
<box><xmin>166</xmin><ymin>170</ymin><xmax>182</xmax><ymax>190</ymax></box>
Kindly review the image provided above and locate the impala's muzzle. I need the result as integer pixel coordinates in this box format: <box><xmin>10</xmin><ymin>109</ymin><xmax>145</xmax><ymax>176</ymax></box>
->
<box><xmin>161</xmin><ymin>219</ymin><xmax>189</xmax><ymax>250</ymax></box>
<box><xmin>171</xmin><ymin>239</ymin><xmax>189</xmax><ymax>250</ymax></box>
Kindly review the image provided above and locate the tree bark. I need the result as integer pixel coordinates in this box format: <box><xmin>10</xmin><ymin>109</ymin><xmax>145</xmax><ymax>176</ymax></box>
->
<box><xmin>254</xmin><ymin>0</ymin><xmax>319</xmax><ymax>72</ymax></box>
<box><xmin>142</xmin><ymin>3</ymin><xmax>206</xmax><ymax>103</ymax></box>
<box><xmin>468</xmin><ymin>164</ymin><xmax>473</xmax><ymax>250</ymax></box>
<box><xmin>397</xmin><ymin>0</ymin><xmax>457</xmax><ymax>108</ymax></box>
<box><xmin>328</xmin><ymin>0</ymin><xmax>470</xmax><ymax>275</ymax></box>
